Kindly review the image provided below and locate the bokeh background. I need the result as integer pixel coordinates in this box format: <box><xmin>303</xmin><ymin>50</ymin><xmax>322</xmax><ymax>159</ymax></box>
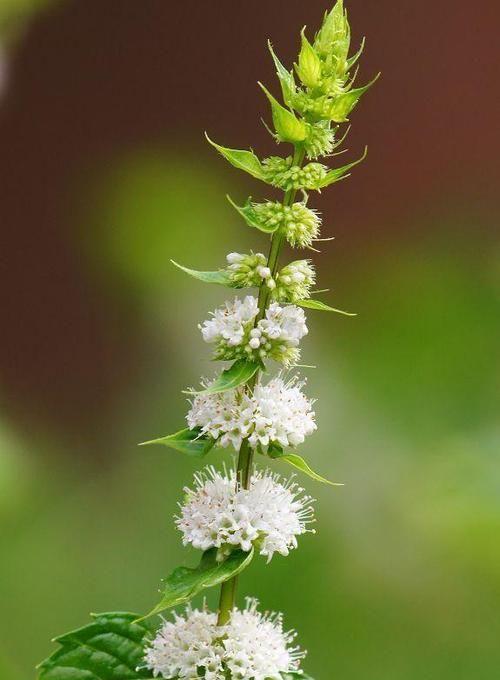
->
<box><xmin>1</xmin><ymin>1</ymin><xmax>499</xmax><ymax>679</ymax></box>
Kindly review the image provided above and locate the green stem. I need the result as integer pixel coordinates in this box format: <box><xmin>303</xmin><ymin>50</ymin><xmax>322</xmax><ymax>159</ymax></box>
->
<box><xmin>217</xmin><ymin>144</ymin><xmax>306</xmax><ymax>626</ymax></box>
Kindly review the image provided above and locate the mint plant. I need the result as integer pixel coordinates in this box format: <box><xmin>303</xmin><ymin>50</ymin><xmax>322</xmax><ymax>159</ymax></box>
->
<box><xmin>37</xmin><ymin>3</ymin><xmax>377</xmax><ymax>678</ymax></box>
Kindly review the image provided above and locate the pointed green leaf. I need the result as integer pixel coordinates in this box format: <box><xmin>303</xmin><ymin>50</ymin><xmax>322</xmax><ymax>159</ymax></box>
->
<box><xmin>205</xmin><ymin>134</ymin><xmax>266</xmax><ymax>181</ymax></box>
<box><xmin>316</xmin><ymin>147</ymin><xmax>367</xmax><ymax>188</ymax></box>
<box><xmin>142</xmin><ymin>548</ymin><xmax>254</xmax><ymax>619</ymax></box>
<box><xmin>280</xmin><ymin>452</ymin><xmax>342</xmax><ymax>486</ymax></box>
<box><xmin>295</xmin><ymin>28</ymin><xmax>322</xmax><ymax>89</ymax></box>
<box><xmin>268</xmin><ymin>41</ymin><xmax>296</xmax><ymax>107</ymax></box>
<box><xmin>296</xmin><ymin>299</ymin><xmax>356</xmax><ymax>316</ymax></box>
<box><xmin>171</xmin><ymin>260</ymin><xmax>233</xmax><ymax>287</ymax></box>
<box><xmin>227</xmin><ymin>196</ymin><xmax>279</xmax><ymax>233</ymax></box>
<box><xmin>325</xmin><ymin>73</ymin><xmax>380</xmax><ymax>122</ymax></box>
<box><xmin>268</xmin><ymin>444</ymin><xmax>341</xmax><ymax>486</ymax></box>
<box><xmin>346</xmin><ymin>37</ymin><xmax>365</xmax><ymax>70</ymax></box>
<box><xmin>190</xmin><ymin>359</ymin><xmax>260</xmax><ymax>395</ymax></box>
<box><xmin>139</xmin><ymin>427</ymin><xmax>215</xmax><ymax>457</ymax></box>
<box><xmin>259</xmin><ymin>83</ymin><xmax>307</xmax><ymax>143</ymax></box>
<box><xmin>38</xmin><ymin>612</ymin><xmax>153</xmax><ymax>680</ymax></box>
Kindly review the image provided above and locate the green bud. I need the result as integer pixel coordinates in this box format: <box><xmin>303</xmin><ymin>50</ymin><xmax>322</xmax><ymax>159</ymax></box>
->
<box><xmin>249</xmin><ymin>201</ymin><xmax>321</xmax><ymax>249</ymax></box>
<box><xmin>295</xmin><ymin>28</ymin><xmax>322</xmax><ymax>89</ymax></box>
<box><xmin>259</xmin><ymin>83</ymin><xmax>307</xmax><ymax>144</ymax></box>
<box><xmin>314</xmin><ymin>0</ymin><xmax>351</xmax><ymax>73</ymax></box>
<box><xmin>225</xmin><ymin>251</ymin><xmax>271</xmax><ymax>288</ymax></box>
<box><xmin>303</xmin><ymin>121</ymin><xmax>336</xmax><ymax>159</ymax></box>
<box><xmin>274</xmin><ymin>260</ymin><xmax>316</xmax><ymax>303</ymax></box>
<box><xmin>262</xmin><ymin>155</ymin><xmax>328</xmax><ymax>192</ymax></box>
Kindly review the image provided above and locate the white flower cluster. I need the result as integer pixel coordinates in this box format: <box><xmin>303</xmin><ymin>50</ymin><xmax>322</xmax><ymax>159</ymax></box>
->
<box><xmin>144</xmin><ymin>599</ymin><xmax>305</xmax><ymax>680</ymax></box>
<box><xmin>176</xmin><ymin>466</ymin><xmax>315</xmax><ymax>560</ymax></box>
<box><xmin>199</xmin><ymin>295</ymin><xmax>308</xmax><ymax>365</ymax></box>
<box><xmin>187</xmin><ymin>376</ymin><xmax>316</xmax><ymax>451</ymax></box>
<box><xmin>225</xmin><ymin>252</ymin><xmax>274</xmax><ymax>289</ymax></box>
<box><xmin>274</xmin><ymin>260</ymin><xmax>316</xmax><ymax>303</ymax></box>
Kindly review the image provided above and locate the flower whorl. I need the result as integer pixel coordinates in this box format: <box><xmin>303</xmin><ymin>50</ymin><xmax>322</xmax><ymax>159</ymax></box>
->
<box><xmin>251</xmin><ymin>201</ymin><xmax>321</xmax><ymax>249</ymax></box>
<box><xmin>263</xmin><ymin>155</ymin><xmax>328</xmax><ymax>192</ymax></box>
<box><xmin>176</xmin><ymin>466</ymin><xmax>315</xmax><ymax>560</ymax></box>
<box><xmin>199</xmin><ymin>296</ymin><xmax>308</xmax><ymax>365</ymax></box>
<box><xmin>144</xmin><ymin>599</ymin><xmax>305</xmax><ymax>680</ymax></box>
<box><xmin>186</xmin><ymin>376</ymin><xmax>317</xmax><ymax>451</ymax></box>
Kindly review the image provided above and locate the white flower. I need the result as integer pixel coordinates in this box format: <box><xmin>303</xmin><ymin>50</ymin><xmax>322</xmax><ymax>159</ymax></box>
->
<box><xmin>201</xmin><ymin>296</ymin><xmax>258</xmax><ymax>347</ymax></box>
<box><xmin>199</xmin><ymin>296</ymin><xmax>308</xmax><ymax>365</ymax></box>
<box><xmin>259</xmin><ymin>303</ymin><xmax>308</xmax><ymax>347</ymax></box>
<box><xmin>186</xmin><ymin>383</ymin><xmax>254</xmax><ymax>450</ymax></box>
<box><xmin>176</xmin><ymin>466</ymin><xmax>315</xmax><ymax>560</ymax></box>
<box><xmin>250</xmin><ymin>377</ymin><xmax>316</xmax><ymax>448</ymax></box>
<box><xmin>187</xmin><ymin>376</ymin><xmax>316</xmax><ymax>451</ymax></box>
<box><xmin>144</xmin><ymin>599</ymin><xmax>305</xmax><ymax>680</ymax></box>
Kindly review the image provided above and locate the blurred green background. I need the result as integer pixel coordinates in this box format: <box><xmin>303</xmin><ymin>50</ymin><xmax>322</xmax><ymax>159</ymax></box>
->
<box><xmin>1</xmin><ymin>1</ymin><xmax>499</xmax><ymax>679</ymax></box>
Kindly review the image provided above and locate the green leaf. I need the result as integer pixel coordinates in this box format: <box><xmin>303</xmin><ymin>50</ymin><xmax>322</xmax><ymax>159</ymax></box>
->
<box><xmin>268</xmin><ymin>445</ymin><xmax>342</xmax><ymax>486</ymax></box>
<box><xmin>142</xmin><ymin>548</ymin><xmax>254</xmax><ymax>619</ymax></box>
<box><xmin>139</xmin><ymin>427</ymin><xmax>215</xmax><ymax>457</ymax></box>
<box><xmin>190</xmin><ymin>359</ymin><xmax>260</xmax><ymax>395</ymax></box>
<box><xmin>205</xmin><ymin>133</ymin><xmax>266</xmax><ymax>181</ymax></box>
<box><xmin>227</xmin><ymin>196</ymin><xmax>279</xmax><ymax>234</ymax></box>
<box><xmin>325</xmin><ymin>73</ymin><xmax>380</xmax><ymax>122</ymax></box>
<box><xmin>268</xmin><ymin>41</ymin><xmax>296</xmax><ymax>107</ymax></box>
<box><xmin>316</xmin><ymin>147</ymin><xmax>367</xmax><ymax>188</ymax></box>
<box><xmin>296</xmin><ymin>298</ymin><xmax>356</xmax><ymax>316</ymax></box>
<box><xmin>259</xmin><ymin>83</ymin><xmax>307</xmax><ymax>143</ymax></box>
<box><xmin>346</xmin><ymin>37</ymin><xmax>365</xmax><ymax>70</ymax></box>
<box><xmin>37</xmin><ymin>612</ymin><xmax>153</xmax><ymax>680</ymax></box>
<box><xmin>171</xmin><ymin>260</ymin><xmax>233</xmax><ymax>287</ymax></box>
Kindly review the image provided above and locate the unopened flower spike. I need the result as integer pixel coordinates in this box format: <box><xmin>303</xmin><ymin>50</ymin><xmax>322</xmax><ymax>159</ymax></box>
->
<box><xmin>37</xmin><ymin>4</ymin><xmax>377</xmax><ymax>680</ymax></box>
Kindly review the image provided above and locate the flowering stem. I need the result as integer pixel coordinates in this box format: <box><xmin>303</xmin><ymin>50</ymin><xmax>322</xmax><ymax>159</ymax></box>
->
<box><xmin>217</xmin><ymin>144</ymin><xmax>305</xmax><ymax>626</ymax></box>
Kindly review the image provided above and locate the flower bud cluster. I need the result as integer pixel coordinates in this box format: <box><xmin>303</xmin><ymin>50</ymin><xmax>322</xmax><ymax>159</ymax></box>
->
<box><xmin>176</xmin><ymin>466</ymin><xmax>315</xmax><ymax>560</ymax></box>
<box><xmin>200</xmin><ymin>296</ymin><xmax>308</xmax><ymax>365</ymax></box>
<box><xmin>187</xmin><ymin>376</ymin><xmax>316</xmax><ymax>451</ymax></box>
<box><xmin>262</xmin><ymin>155</ymin><xmax>328</xmax><ymax>191</ymax></box>
<box><xmin>293</xmin><ymin>3</ymin><xmax>353</xmax><ymax>103</ymax></box>
<box><xmin>303</xmin><ymin>121</ymin><xmax>337</xmax><ymax>159</ymax></box>
<box><xmin>261</xmin><ymin>2</ymin><xmax>373</xmax><ymax>160</ymax></box>
<box><xmin>274</xmin><ymin>260</ymin><xmax>315</xmax><ymax>303</ymax></box>
<box><xmin>252</xmin><ymin>201</ymin><xmax>321</xmax><ymax>248</ymax></box>
<box><xmin>225</xmin><ymin>251</ymin><xmax>272</xmax><ymax>289</ymax></box>
<box><xmin>145</xmin><ymin>599</ymin><xmax>305</xmax><ymax>680</ymax></box>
